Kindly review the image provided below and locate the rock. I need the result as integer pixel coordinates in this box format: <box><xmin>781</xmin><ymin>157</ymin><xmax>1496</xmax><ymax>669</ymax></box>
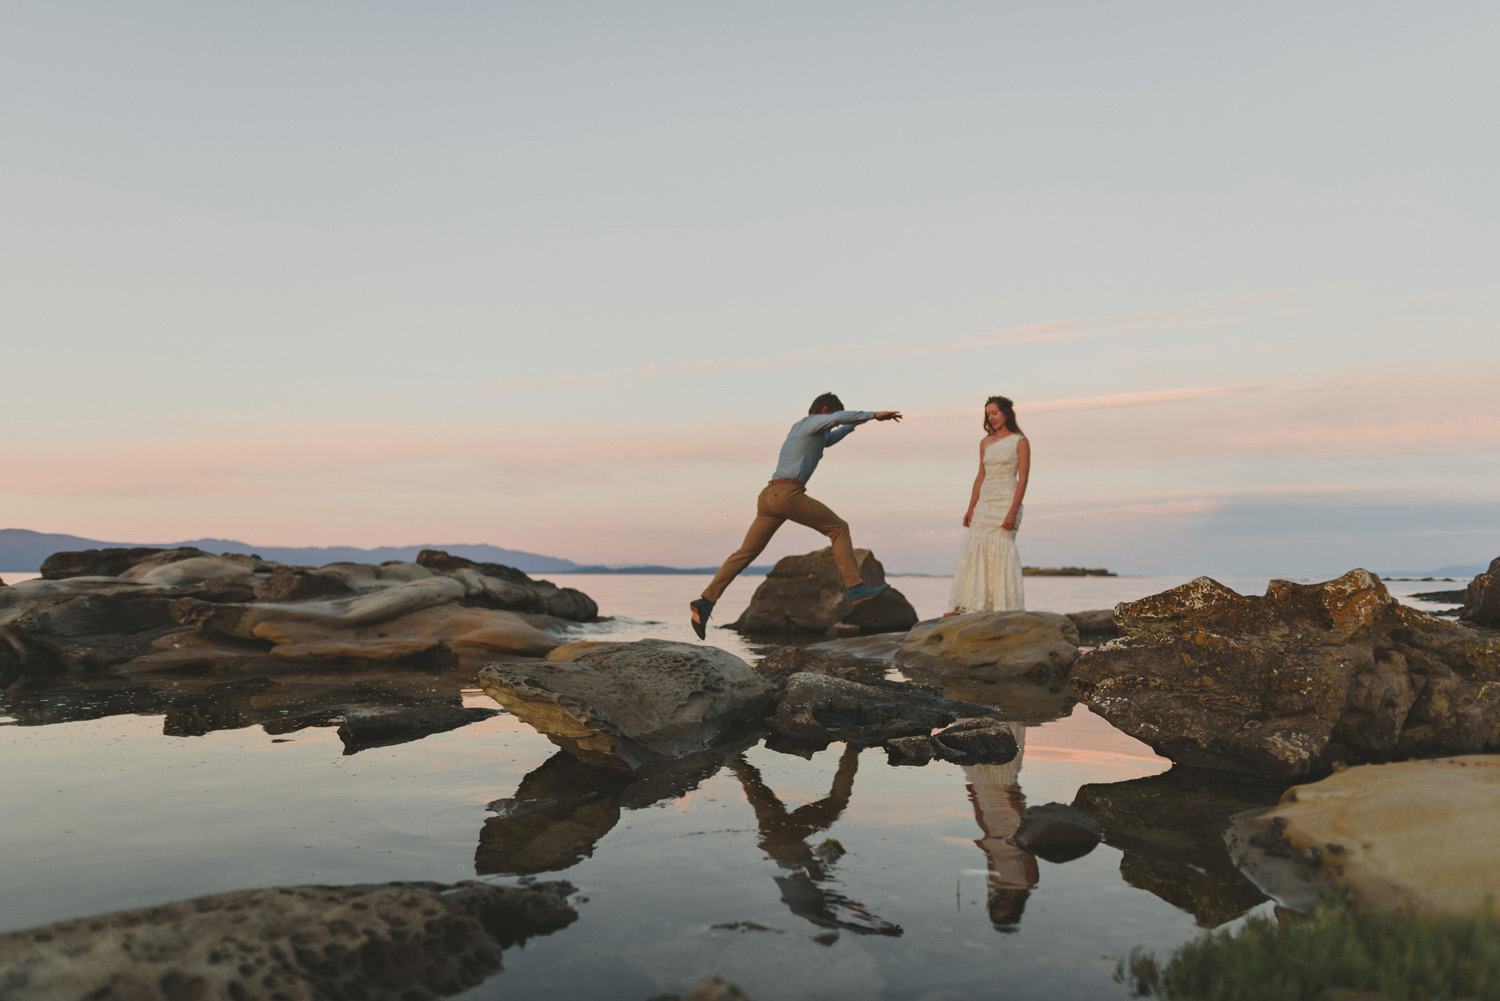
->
<box><xmin>1011</xmin><ymin>802</ymin><xmax>1103</xmax><ymax>862</ymax></box>
<box><xmin>1072</xmin><ymin>767</ymin><xmax>1283</xmax><ymax>927</ymax></box>
<box><xmin>545</xmin><ymin>640</ymin><xmax>618</xmax><ymax>662</ymax></box>
<box><xmin>765</xmin><ymin>673</ymin><xmax>996</xmax><ymax>751</ymax></box>
<box><xmin>730</xmin><ymin>548</ymin><xmax>917</xmax><ymax>635</ymax></box>
<box><xmin>1463</xmin><ymin>556</ymin><xmax>1500</xmax><ymax>627</ymax></box>
<box><xmin>417</xmin><ymin>549</ymin><xmax>597</xmax><ymax>621</ymax></box>
<box><xmin>755</xmin><ymin>645</ymin><xmax>887</xmax><ymax>685</ymax></box>
<box><xmin>336</xmin><ymin>705</ymin><xmax>501</xmax><ymax>754</ymax></box>
<box><xmin>39</xmin><ymin>546</ymin><xmax>208</xmax><ymax>580</ymax></box>
<box><xmin>0</xmin><ymin>879</ymin><xmax>577</xmax><ymax>1001</ymax></box>
<box><xmin>1226</xmin><ymin>755</ymin><xmax>1500</xmax><ymax>917</ymax></box>
<box><xmin>477</xmin><ymin>640</ymin><xmax>777</xmax><ymax>771</ymax></box>
<box><xmin>1071</xmin><ymin>570</ymin><xmax>1500</xmax><ymax>779</ymax></box>
<box><xmin>1065</xmin><ymin>608</ymin><xmax>1119</xmax><ymax>642</ymax></box>
<box><xmin>253</xmin><ymin>565</ymin><xmax>358</xmax><ymax>601</ymax></box>
<box><xmin>680</xmin><ymin>976</ymin><xmax>758</xmax><ymax>1001</ymax></box>
<box><xmin>883</xmin><ymin>716</ymin><xmax>1019</xmax><ymax>766</ymax></box>
<box><xmin>895</xmin><ymin>611</ymin><xmax>1080</xmax><ymax>680</ymax></box>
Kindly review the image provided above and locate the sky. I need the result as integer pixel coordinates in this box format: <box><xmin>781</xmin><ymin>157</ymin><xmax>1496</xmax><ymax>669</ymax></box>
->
<box><xmin>3</xmin><ymin>2</ymin><xmax>1497</xmax><ymax>576</ymax></box>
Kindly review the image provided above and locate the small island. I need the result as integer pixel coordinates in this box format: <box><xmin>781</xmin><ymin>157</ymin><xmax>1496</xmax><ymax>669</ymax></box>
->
<box><xmin>1022</xmin><ymin>566</ymin><xmax>1115</xmax><ymax>577</ymax></box>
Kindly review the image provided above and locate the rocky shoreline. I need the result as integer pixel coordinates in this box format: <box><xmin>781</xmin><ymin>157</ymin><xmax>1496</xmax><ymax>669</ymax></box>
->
<box><xmin>3</xmin><ymin>544</ymin><xmax>1498</xmax><ymax>999</ymax></box>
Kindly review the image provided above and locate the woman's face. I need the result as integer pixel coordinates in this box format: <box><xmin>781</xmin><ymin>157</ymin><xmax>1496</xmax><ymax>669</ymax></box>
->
<box><xmin>985</xmin><ymin>401</ymin><xmax>1003</xmax><ymax>432</ymax></box>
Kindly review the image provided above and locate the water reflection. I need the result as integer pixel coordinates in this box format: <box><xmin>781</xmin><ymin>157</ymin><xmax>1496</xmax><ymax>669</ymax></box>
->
<box><xmin>962</xmin><ymin>723</ymin><xmax>1039</xmax><ymax>931</ymax></box>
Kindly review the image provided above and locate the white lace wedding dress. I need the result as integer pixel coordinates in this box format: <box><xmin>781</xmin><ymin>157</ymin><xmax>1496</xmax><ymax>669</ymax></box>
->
<box><xmin>948</xmin><ymin>434</ymin><xmax>1025</xmax><ymax>613</ymax></box>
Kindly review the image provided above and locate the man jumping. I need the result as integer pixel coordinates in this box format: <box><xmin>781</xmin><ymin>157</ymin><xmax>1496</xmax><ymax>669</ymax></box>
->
<box><xmin>690</xmin><ymin>392</ymin><xmax>903</xmax><ymax>639</ymax></box>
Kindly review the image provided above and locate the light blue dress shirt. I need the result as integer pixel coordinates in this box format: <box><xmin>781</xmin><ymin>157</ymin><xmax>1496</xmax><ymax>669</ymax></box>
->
<box><xmin>771</xmin><ymin>410</ymin><xmax>875</xmax><ymax>484</ymax></box>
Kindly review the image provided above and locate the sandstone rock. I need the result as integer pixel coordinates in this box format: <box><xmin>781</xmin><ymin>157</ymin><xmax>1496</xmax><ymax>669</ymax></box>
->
<box><xmin>1011</xmin><ymin>802</ymin><xmax>1103</xmax><ymax>861</ymax></box>
<box><xmin>895</xmin><ymin>611</ymin><xmax>1080</xmax><ymax>680</ymax></box>
<box><xmin>1071</xmin><ymin>570</ymin><xmax>1500</xmax><ymax>779</ymax></box>
<box><xmin>39</xmin><ymin>546</ymin><xmax>208</xmax><ymax>580</ymax></box>
<box><xmin>1072</xmin><ymin>767</ymin><xmax>1282</xmax><ymax>927</ymax></box>
<box><xmin>417</xmin><ymin>549</ymin><xmax>597</xmax><ymax>621</ymax></box>
<box><xmin>1226</xmin><ymin>755</ymin><xmax>1500</xmax><ymax>917</ymax></box>
<box><xmin>545</xmin><ymin>640</ymin><xmax>618</xmax><ymax>662</ymax></box>
<box><xmin>1463</xmin><ymin>555</ymin><xmax>1500</xmax><ymax>628</ymax></box>
<box><xmin>477</xmin><ymin>640</ymin><xmax>777</xmax><ymax>771</ymax></box>
<box><xmin>1065</xmin><ymin>608</ymin><xmax>1119</xmax><ymax>642</ymax></box>
<box><xmin>730</xmin><ymin>548</ymin><xmax>917</xmax><ymax>635</ymax></box>
<box><xmin>765</xmin><ymin>672</ymin><xmax>996</xmax><ymax>751</ymax></box>
<box><xmin>0</xmin><ymin>879</ymin><xmax>576</xmax><ymax>1001</ymax></box>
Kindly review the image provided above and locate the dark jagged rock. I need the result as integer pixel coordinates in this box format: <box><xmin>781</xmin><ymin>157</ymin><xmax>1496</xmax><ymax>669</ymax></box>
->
<box><xmin>337</xmin><ymin>705</ymin><xmax>501</xmax><ymax>754</ymax></box>
<box><xmin>730</xmin><ymin>548</ymin><xmax>917</xmax><ymax>636</ymax></box>
<box><xmin>765</xmin><ymin>672</ymin><xmax>995</xmax><ymax>752</ymax></box>
<box><xmin>883</xmin><ymin>716</ymin><xmax>1018</xmax><ymax>766</ymax></box>
<box><xmin>1011</xmin><ymin>802</ymin><xmax>1103</xmax><ymax>862</ymax></box>
<box><xmin>756</xmin><ymin>645</ymin><xmax>888</xmax><ymax>685</ymax></box>
<box><xmin>0</xmin><ymin>879</ymin><xmax>577</xmax><ymax>1001</ymax></box>
<box><xmin>39</xmin><ymin>546</ymin><xmax>208</xmax><ymax>580</ymax></box>
<box><xmin>1072</xmin><ymin>766</ymin><xmax>1284</xmax><ymax>927</ymax></box>
<box><xmin>1463</xmin><ymin>556</ymin><xmax>1500</xmax><ymax>628</ymax></box>
<box><xmin>1071</xmin><ymin>570</ymin><xmax>1500</xmax><ymax>779</ymax></box>
<box><xmin>477</xmin><ymin>640</ymin><xmax>777</xmax><ymax>772</ymax></box>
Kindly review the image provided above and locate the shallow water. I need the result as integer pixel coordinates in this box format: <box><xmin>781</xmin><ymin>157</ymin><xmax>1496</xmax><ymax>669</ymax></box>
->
<box><xmin>0</xmin><ymin>572</ymin><xmax>1471</xmax><ymax>999</ymax></box>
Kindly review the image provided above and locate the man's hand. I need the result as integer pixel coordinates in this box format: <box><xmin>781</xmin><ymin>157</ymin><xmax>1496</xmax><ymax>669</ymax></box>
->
<box><xmin>874</xmin><ymin>411</ymin><xmax>902</xmax><ymax>422</ymax></box>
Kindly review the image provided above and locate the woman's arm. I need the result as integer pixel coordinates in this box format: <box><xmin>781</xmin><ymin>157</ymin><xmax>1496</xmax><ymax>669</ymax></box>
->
<box><xmin>1002</xmin><ymin>437</ymin><xmax>1031</xmax><ymax>532</ymax></box>
<box><xmin>963</xmin><ymin>441</ymin><xmax>986</xmax><ymax>528</ymax></box>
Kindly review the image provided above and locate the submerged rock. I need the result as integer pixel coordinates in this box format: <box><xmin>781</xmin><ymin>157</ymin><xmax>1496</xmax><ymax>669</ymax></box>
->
<box><xmin>0</xmin><ymin>879</ymin><xmax>577</xmax><ymax>1001</ymax></box>
<box><xmin>895</xmin><ymin>611</ymin><xmax>1080</xmax><ymax>680</ymax></box>
<box><xmin>1226</xmin><ymin>755</ymin><xmax>1500</xmax><ymax>918</ymax></box>
<box><xmin>477</xmin><ymin>640</ymin><xmax>777</xmax><ymax>772</ymax></box>
<box><xmin>730</xmin><ymin>548</ymin><xmax>917</xmax><ymax>636</ymax></box>
<box><xmin>1071</xmin><ymin>570</ymin><xmax>1500</xmax><ymax>779</ymax></box>
<box><xmin>1463</xmin><ymin>555</ymin><xmax>1500</xmax><ymax>628</ymax></box>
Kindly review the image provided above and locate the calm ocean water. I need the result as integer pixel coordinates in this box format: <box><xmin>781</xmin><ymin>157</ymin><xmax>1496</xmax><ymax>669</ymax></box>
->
<box><xmin>0</xmin><ymin>571</ymin><xmax>1469</xmax><ymax>999</ymax></box>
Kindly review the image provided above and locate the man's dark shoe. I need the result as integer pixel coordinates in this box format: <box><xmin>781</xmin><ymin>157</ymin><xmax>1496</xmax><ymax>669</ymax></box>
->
<box><xmin>844</xmin><ymin>582</ymin><xmax>890</xmax><ymax>606</ymax></box>
<box><xmin>689</xmin><ymin>597</ymin><xmax>714</xmax><ymax>640</ymax></box>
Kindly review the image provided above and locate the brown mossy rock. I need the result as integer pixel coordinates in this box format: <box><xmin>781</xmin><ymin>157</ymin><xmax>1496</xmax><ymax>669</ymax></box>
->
<box><xmin>0</xmin><ymin>879</ymin><xmax>576</xmax><ymax>1001</ymax></box>
<box><xmin>1071</xmin><ymin>570</ymin><xmax>1500</xmax><ymax>779</ymax></box>
<box><xmin>896</xmin><ymin>611</ymin><xmax>1080</xmax><ymax>680</ymax></box>
<box><xmin>730</xmin><ymin>548</ymin><xmax>917</xmax><ymax>635</ymax></box>
<box><xmin>477</xmin><ymin>639</ymin><xmax>777</xmax><ymax>772</ymax></box>
<box><xmin>1226</xmin><ymin>755</ymin><xmax>1500</xmax><ymax>917</ymax></box>
<box><xmin>1463</xmin><ymin>556</ymin><xmax>1500</xmax><ymax>628</ymax></box>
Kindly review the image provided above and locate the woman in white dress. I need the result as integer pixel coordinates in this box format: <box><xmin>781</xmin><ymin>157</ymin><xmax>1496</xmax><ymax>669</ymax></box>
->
<box><xmin>947</xmin><ymin>395</ymin><xmax>1030</xmax><ymax>615</ymax></box>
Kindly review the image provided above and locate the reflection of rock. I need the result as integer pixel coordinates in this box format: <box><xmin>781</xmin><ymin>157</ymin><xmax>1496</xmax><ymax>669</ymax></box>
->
<box><xmin>764</xmin><ymin>673</ymin><xmax>995</xmax><ymax>752</ymax></box>
<box><xmin>477</xmin><ymin>640</ymin><xmax>777</xmax><ymax>772</ymax></box>
<box><xmin>1072</xmin><ymin>766</ymin><xmax>1284</xmax><ymax>927</ymax></box>
<box><xmin>0</xmin><ymin>879</ymin><xmax>577</xmax><ymax>1001</ymax></box>
<box><xmin>895</xmin><ymin>611</ymin><xmax>1080</xmax><ymax>680</ymax></box>
<box><xmin>730</xmin><ymin>549</ymin><xmax>918</xmax><ymax>636</ymax></box>
<box><xmin>337</xmin><ymin>705</ymin><xmax>501</xmax><ymax>754</ymax></box>
<box><xmin>1463</xmin><ymin>556</ymin><xmax>1500</xmax><ymax>627</ymax></box>
<box><xmin>1072</xmin><ymin>570</ymin><xmax>1500</xmax><ymax>779</ymax></box>
<box><xmin>1011</xmin><ymin>803</ymin><xmax>1102</xmax><ymax>862</ymax></box>
<box><xmin>1226</xmin><ymin>755</ymin><xmax>1500</xmax><ymax>918</ymax></box>
<box><xmin>884</xmin><ymin>717</ymin><xmax>1018</xmax><ymax>766</ymax></box>
<box><xmin>1</xmin><ymin>548</ymin><xmax>598</xmax><ymax>683</ymax></box>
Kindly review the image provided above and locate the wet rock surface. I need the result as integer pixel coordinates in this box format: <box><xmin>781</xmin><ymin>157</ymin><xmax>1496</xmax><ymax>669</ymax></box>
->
<box><xmin>337</xmin><ymin>705</ymin><xmax>501</xmax><ymax>754</ymax></box>
<box><xmin>1226</xmin><ymin>755</ymin><xmax>1500</xmax><ymax>918</ymax></box>
<box><xmin>1011</xmin><ymin>802</ymin><xmax>1103</xmax><ymax>862</ymax></box>
<box><xmin>1071</xmin><ymin>569</ymin><xmax>1500</xmax><ymax>779</ymax></box>
<box><xmin>0</xmin><ymin>879</ymin><xmax>577</xmax><ymax>1001</ymax></box>
<box><xmin>1463</xmin><ymin>555</ymin><xmax>1500</xmax><ymax>627</ymax></box>
<box><xmin>895</xmin><ymin>611</ymin><xmax>1080</xmax><ymax>680</ymax></box>
<box><xmin>1072</xmin><ymin>766</ymin><xmax>1285</xmax><ymax>927</ymax></box>
<box><xmin>0</xmin><ymin>548</ymin><xmax>594</xmax><ymax>684</ymax></box>
<box><xmin>731</xmin><ymin>548</ymin><xmax>918</xmax><ymax>636</ymax></box>
<box><xmin>477</xmin><ymin>640</ymin><xmax>778</xmax><ymax>772</ymax></box>
<box><xmin>883</xmin><ymin>716</ymin><xmax>1018</xmax><ymax>766</ymax></box>
<box><xmin>764</xmin><ymin>672</ymin><xmax>996</xmax><ymax>752</ymax></box>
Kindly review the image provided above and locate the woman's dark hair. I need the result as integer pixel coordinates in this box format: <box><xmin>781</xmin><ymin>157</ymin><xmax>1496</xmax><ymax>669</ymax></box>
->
<box><xmin>983</xmin><ymin>395</ymin><xmax>1022</xmax><ymax>434</ymax></box>
<box><xmin>809</xmin><ymin>392</ymin><xmax>844</xmax><ymax>414</ymax></box>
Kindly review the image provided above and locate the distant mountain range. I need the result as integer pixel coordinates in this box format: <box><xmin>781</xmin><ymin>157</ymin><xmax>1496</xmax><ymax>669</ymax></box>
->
<box><xmin>0</xmin><ymin>528</ymin><xmax>763</xmax><ymax>575</ymax></box>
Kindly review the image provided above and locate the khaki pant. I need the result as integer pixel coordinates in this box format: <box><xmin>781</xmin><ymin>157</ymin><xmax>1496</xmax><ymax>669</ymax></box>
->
<box><xmin>702</xmin><ymin>481</ymin><xmax>861</xmax><ymax>602</ymax></box>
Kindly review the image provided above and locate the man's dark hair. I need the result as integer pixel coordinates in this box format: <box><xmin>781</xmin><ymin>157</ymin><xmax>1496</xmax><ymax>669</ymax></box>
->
<box><xmin>809</xmin><ymin>392</ymin><xmax>843</xmax><ymax>414</ymax></box>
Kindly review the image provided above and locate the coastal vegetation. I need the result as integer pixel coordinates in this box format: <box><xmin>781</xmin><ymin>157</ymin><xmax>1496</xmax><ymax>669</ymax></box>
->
<box><xmin>1118</xmin><ymin>893</ymin><xmax>1500</xmax><ymax>1001</ymax></box>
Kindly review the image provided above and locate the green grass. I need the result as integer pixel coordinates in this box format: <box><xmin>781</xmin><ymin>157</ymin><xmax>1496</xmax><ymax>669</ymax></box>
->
<box><xmin>1117</xmin><ymin>894</ymin><xmax>1500</xmax><ymax>1000</ymax></box>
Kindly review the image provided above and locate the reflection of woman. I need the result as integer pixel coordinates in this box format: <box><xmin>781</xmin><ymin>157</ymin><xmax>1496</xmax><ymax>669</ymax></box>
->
<box><xmin>963</xmin><ymin>723</ymin><xmax>1038</xmax><ymax>930</ymax></box>
<box><xmin>948</xmin><ymin>395</ymin><xmax>1030</xmax><ymax>615</ymax></box>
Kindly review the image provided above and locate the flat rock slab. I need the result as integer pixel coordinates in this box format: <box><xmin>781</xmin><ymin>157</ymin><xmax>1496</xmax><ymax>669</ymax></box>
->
<box><xmin>0</xmin><ymin>880</ymin><xmax>576</xmax><ymax>1001</ymax></box>
<box><xmin>1226</xmin><ymin>755</ymin><xmax>1500</xmax><ymax>918</ymax></box>
<box><xmin>896</xmin><ymin>611</ymin><xmax>1080</xmax><ymax>679</ymax></box>
<box><xmin>478</xmin><ymin>639</ymin><xmax>777</xmax><ymax>771</ymax></box>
